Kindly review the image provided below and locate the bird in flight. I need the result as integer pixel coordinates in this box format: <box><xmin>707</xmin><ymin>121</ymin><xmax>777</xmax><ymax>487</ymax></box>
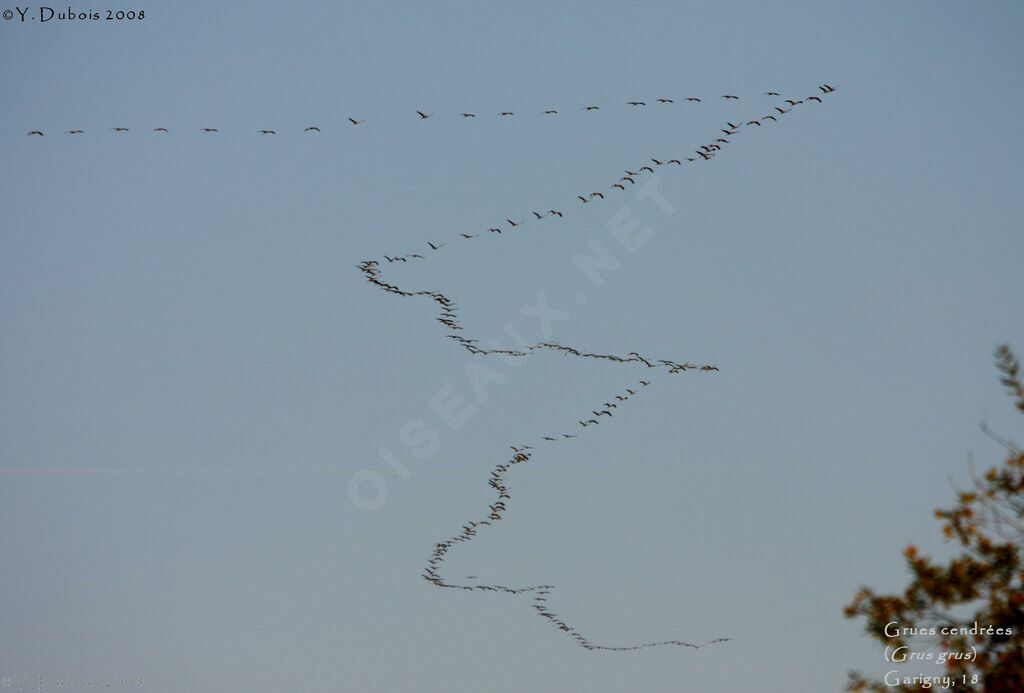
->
<box><xmin>112</xmin><ymin>127</ymin><xmax>130</xmax><ymax>132</ymax></box>
<box><xmin>583</xmin><ymin>106</ymin><xmax>599</xmax><ymax>111</ymax></box>
<box><xmin>460</xmin><ymin>233</ymin><xmax>478</xmax><ymax>239</ymax></box>
<box><xmin>487</xmin><ymin>228</ymin><xmax>501</xmax><ymax>234</ymax></box>
<box><xmin>461</xmin><ymin>113</ymin><xmax>476</xmax><ymax>118</ymax></box>
<box><xmin>305</xmin><ymin>126</ymin><xmax>320</xmax><ymax>132</ymax></box>
<box><xmin>544</xmin><ymin>109</ymin><xmax>558</xmax><ymax>114</ymax></box>
<box><xmin>65</xmin><ymin>130</ymin><xmax>83</xmax><ymax>134</ymax></box>
<box><xmin>686</xmin><ymin>97</ymin><xmax>702</xmax><ymax>102</ymax></box>
<box><xmin>656</xmin><ymin>98</ymin><xmax>674</xmax><ymax>103</ymax></box>
<box><xmin>428</xmin><ymin>242</ymin><xmax>444</xmax><ymax>251</ymax></box>
<box><xmin>348</xmin><ymin>117</ymin><xmax>364</xmax><ymax>125</ymax></box>
<box><xmin>764</xmin><ymin>91</ymin><xmax>780</xmax><ymax>96</ymax></box>
<box><xmin>507</xmin><ymin>218</ymin><xmax>522</xmax><ymax>227</ymax></box>
<box><xmin>820</xmin><ymin>84</ymin><xmax>838</xmax><ymax>93</ymax></box>
<box><xmin>27</xmin><ymin>130</ymin><xmax>44</xmax><ymax>136</ymax></box>
<box><xmin>627</xmin><ymin>101</ymin><xmax>646</xmax><ymax>106</ymax></box>
<box><xmin>201</xmin><ymin>127</ymin><xmax>218</xmax><ymax>132</ymax></box>
<box><xmin>416</xmin><ymin>111</ymin><xmax>432</xmax><ymax>119</ymax></box>
<box><xmin>153</xmin><ymin>127</ymin><xmax>168</xmax><ymax>132</ymax></box>
<box><xmin>722</xmin><ymin>95</ymin><xmax>739</xmax><ymax>100</ymax></box>
<box><xmin>499</xmin><ymin>111</ymin><xmax>514</xmax><ymax>116</ymax></box>
<box><xmin>806</xmin><ymin>96</ymin><xmax>822</xmax><ymax>103</ymax></box>
<box><xmin>259</xmin><ymin>130</ymin><xmax>276</xmax><ymax>135</ymax></box>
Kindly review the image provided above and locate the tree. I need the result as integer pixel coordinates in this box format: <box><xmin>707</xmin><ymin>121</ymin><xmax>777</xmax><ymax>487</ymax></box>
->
<box><xmin>844</xmin><ymin>345</ymin><xmax>1024</xmax><ymax>692</ymax></box>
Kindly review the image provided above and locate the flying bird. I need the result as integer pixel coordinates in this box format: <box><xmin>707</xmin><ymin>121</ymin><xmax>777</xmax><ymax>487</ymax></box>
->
<box><xmin>65</xmin><ymin>130</ymin><xmax>83</xmax><ymax>134</ymax></box>
<box><xmin>544</xmin><ymin>109</ymin><xmax>558</xmax><ymax>114</ymax></box>
<box><xmin>656</xmin><ymin>98</ymin><xmax>674</xmax><ymax>103</ymax></box>
<box><xmin>428</xmin><ymin>242</ymin><xmax>444</xmax><ymax>251</ymax></box>
<box><xmin>583</xmin><ymin>106</ymin><xmax>599</xmax><ymax>111</ymax></box>
<box><xmin>722</xmin><ymin>95</ymin><xmax>739</xmax><ymax>100</ymax></box>
<box><xmin>27</xmin><ymin>130</ymin><xmax>43</xmax><ymax>136</ymax></box>
<box><xmin>627</xmin><ymin>101</ymin><xmax>646</xmax><ymax>106</ymax></box>
<box><xmin>153</xmin><ymin>127</ymin><xmax>168</xmax><ymax>132</ymax></box>
<box><xmin>686</xmin><ymin>97</ymin><xmax>702</xmax><ymax>102</ymax></box>
<box><xmin>201</xmin><ymin>127</ymin><xmax>218</xmax><ymax>132</ymax></box>
<box><xmin>258</xmin><ymin>130</ymin><xmax>276</xmax><ymax>134</ymax></box>
<box><xmin>416</xmin><ymin>111</ymin><xmax>432</xmax><ymax>119</ymax></box>
<box><xmin>112</xmin><ymin>127</ymin><xmax>130</xmax><ymax>132</ymax></box>
<box><xmin>507</xmin><ymin>218</ymin><xmax>522</xmax><ymax>227</ymax></box>
<box><xmin>499</xmin><ymin>111</ymin><xmax>514</xmax><ymax>116</ymax></box>
<box><xmin>305</xmin><ymin>126</ymin><xmax>320</xmax><ymax>132</ymax></box>
<box><xmin>461</xmin><ymin>113</ymin><xmax>476</xmax><ymax>117</ymax></box>
<box><xmin>348</xmin><ymin>117</ymin><xmax>364</xmax><ymax>125</ymax></box>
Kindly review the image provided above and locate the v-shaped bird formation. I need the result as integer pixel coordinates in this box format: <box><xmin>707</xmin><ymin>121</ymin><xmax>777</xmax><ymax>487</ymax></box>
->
<box><xmin>356</xmin><ymin>82</ymin><xmax>838</xmax><ymax>652</ymax></box>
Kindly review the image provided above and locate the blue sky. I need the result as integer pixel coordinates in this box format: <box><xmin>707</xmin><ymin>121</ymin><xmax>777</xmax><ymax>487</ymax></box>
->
<box><xmin>2</xmin><ymin>2</ymin><xmax>1023</xmax><ymax>691</ymax></box>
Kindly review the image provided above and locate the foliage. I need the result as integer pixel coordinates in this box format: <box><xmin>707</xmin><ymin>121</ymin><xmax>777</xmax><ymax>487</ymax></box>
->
<box><xmin>844</xmin><ymin>346</ymin><xmax>1024</xmax><ymax>692</ymax></box>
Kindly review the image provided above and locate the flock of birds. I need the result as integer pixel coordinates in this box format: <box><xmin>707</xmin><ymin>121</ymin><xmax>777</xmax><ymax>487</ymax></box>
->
<box><xmin>22</xmin><ymin>85</ymin><xmax>837</xmax><ymax>137</ymax></box>
<box><xmin>360</xmin><ymin>82</ymin><xmax>839</xmax><ymax>652</ymax></box>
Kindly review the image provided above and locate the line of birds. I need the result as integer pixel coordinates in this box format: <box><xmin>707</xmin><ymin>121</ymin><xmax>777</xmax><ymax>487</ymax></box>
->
<box><xmin>23</xmin><ymin>85</ymin><xmax>837</xmax><ymax>136</ymax></box>
<box><xmin>421</xmin><ymin>378</ymin><xmax>732</xmax><ymax>651</ymax></box>
<box><xmin>359</xmin><ymin>86</ymin><xmax>835</xmax><ymax>269</ymax></box>
<box><xmin>358</xmin><ymin>82</ymin><xmax>837</xmax><ymax>651</ymax></box>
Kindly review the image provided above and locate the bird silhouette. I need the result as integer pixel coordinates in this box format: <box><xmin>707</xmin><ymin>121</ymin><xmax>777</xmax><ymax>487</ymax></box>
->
<box><xmin>27</xmin><ymin>130</ymin><xmax>44</xmax><ymax>136</ymax></box>
<box><xmin>65</xmin><ymin>130</ymin><xmax>83</xmax><ymax>134</ymax></box>
<box><xmin>305</xmin><ymin>126</ymin><xmax>320</xmax><ymax>132</ymax></box>
<box><xmin>416</xmin><ymin>111</ymin><xmax>432</xmax><ymax>119</ymax></box>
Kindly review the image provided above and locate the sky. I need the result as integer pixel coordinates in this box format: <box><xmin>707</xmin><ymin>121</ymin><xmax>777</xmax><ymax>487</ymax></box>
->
<box><xmin>2</xmin><ymin>1</ymin><xmax>1023</xmax><ymax>691</ymax></box>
